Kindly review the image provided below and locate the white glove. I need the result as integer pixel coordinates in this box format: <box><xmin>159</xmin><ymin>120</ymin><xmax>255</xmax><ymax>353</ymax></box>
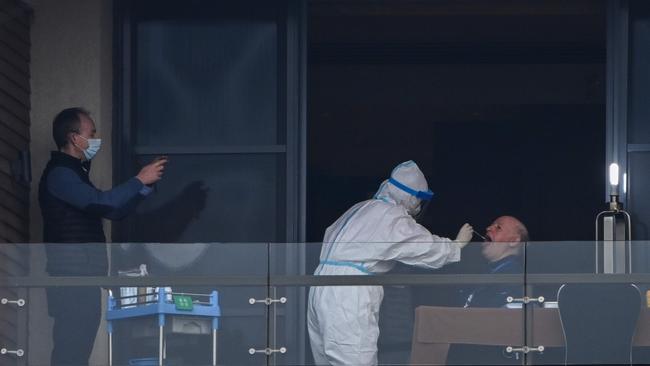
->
<box><xmin>455</xmin><ymin>223</ymin><xmax>473</xmax><ymax>248</ymax></box>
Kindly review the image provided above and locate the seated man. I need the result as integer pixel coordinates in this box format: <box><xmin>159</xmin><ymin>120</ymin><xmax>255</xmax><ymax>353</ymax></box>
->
<box><xmin>461</xmin><ymin>215</ymin><xmax>528</xmax><ymax>308</ymax></box>
<box><xmin>447</xmin><ymin>216</ymin><xmax>529</xmax><ymax>365</ymax></box>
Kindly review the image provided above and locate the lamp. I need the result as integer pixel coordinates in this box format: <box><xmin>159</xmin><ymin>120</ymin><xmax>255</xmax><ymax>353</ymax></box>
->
<box><xmin>608</xmin><ymin>163</ymin><xmax>621</xmax><ymax>211</ymax></box>
<box><xmin>595</xmin><ymin>162</ymin><xmax>632</xmax><ymax>274</ymax></box>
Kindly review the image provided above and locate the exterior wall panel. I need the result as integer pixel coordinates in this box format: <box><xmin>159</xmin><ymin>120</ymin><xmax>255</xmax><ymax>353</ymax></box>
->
<box><xmin>0</xmin><ymin>1</ymin><xmax>31</xmax><ymax>365</ymax></box>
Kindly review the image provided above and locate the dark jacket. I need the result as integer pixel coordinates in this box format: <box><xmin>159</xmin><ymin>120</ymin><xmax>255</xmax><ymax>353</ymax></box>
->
<box><xmin>460</xmin><ymin>255</ymin><xmax>524</xmax><ymax>308</ymax></box>
<box><xmin>447</xmin><ymin>255</ymin><xmax>525</xmax><ymax>365</ymax></box>
<box><xmin>39</xmin><ymin>151</ymin><xmax>147</xmax><ymax>275</ymax></box>
<box><xmin>40</xmin><ymin>152</ymin><xmax>107</xmax><ymax>275</ymax></box>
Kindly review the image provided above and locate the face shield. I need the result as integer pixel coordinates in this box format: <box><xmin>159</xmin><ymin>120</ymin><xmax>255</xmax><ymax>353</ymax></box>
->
<box><xmin>388</xmin><ymin>177</ymin><xmax>434</xmax><ymax>220</ymax></box>
<box><xmin>412</xmin><ymin>197</ymin><xmax>432</xmax><ymax>221</ymax></box>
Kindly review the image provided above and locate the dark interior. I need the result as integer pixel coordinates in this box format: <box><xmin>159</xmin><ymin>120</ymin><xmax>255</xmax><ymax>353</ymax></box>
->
<box><xmin>306</xmin><ymin>0</ymin><xmax>607</xmax><ymax>274</ymax></box>
<box><xmin>305</xmin><ymin>1</ymin><xmax>607</xmax><ymax>362</ymax></box>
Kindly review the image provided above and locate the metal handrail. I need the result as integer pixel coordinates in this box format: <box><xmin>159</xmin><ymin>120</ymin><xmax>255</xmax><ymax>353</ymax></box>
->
<box><xmin>3</xmin><ymin>273</ymin><xmax>650</xmax><ymax>288</ymax></box>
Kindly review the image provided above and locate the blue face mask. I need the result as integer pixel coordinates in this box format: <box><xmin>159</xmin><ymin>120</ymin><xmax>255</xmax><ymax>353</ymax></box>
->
<box><xmin>76</xmin><ymin>134</ymin><xmax>102</xmax><ymax>160</ymax></box>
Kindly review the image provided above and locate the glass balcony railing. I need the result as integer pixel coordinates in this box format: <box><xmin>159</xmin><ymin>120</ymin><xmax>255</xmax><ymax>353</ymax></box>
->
<box><xmin>2</xmin><ymin>241</ymin><xmax>650</xmax><ymax>365</ymax></box>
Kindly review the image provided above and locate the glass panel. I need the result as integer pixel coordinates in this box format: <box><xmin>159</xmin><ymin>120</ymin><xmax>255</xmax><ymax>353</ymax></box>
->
<box><xmin>134</xmin><ymin>7</ymin><xmax>279</xmax><ymax>147</ymax></box>
<box><xmin>270</xmin><ymin>241</ymin><xmax>526</xmax><ymax>365</ymax></box>
<box><xmin>0</xmin><ymin>244</ymin><xmax>36</xmax><ymax>366</ymax></box>
<box><xmin>525</xmin><ymin>241</ymin><xmax>650</xmax><ymax>365</ymax></box>
<box><xmin>1</xmin><ymin>243</ymin><xmax>269</xmax><ymax>366</ymax></box>
<box><xmin>12</xmin><ymin>241</ymin><xmax>650</xmax><ymax>365</ymax></box>
<box><xmin>124</xmin><ymin>154</ymin><xmax>285</xmax><ymax>243</ymax></box>
<box><xmin>0</xmin><ymin>277</ymin><xmax>25</xmax><ymax>366</ymax></box>
<box><xmin>632</xmin><ymin>241</ymin><xmax>650</xmax><ymax>365</ymax></box>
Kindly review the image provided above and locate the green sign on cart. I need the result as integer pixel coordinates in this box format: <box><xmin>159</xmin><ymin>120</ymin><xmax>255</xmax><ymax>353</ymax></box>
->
<box><xmin>173</xmin><ymin>295</ymin><xmax>194</xmax><ymax>311</ymax></box>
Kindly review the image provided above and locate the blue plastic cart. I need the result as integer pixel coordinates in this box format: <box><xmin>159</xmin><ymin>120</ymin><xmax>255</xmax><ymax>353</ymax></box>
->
<box><xmin>107</xmin><ymin>289</ymin><xmax>220</xmax><ymax>366</ymax></box>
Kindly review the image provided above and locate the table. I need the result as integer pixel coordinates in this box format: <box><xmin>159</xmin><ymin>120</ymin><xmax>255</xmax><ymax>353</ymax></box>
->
<box><xmin>410</xmin><ymin>306</ymin><xmax>650</xmax><ymax>365</ymax></box>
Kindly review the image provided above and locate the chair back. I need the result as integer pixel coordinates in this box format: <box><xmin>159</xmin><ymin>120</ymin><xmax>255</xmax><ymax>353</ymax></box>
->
<box><xmin>557</xmin><ymin>283</ymin><xmax>641</xmax><ymax>365</ymax></box>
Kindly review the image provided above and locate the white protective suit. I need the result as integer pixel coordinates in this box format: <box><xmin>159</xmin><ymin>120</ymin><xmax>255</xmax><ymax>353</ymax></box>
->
<box><xmin>307</xmin><ymin>160</ymin><xmax>465</xmax><ymax>365</ymax></box>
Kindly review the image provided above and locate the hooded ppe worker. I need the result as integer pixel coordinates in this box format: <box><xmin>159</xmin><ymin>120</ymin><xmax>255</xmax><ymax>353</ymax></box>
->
<box><xmin>307</xmin><ymin>160</ymin><xmax>473</xmax><ymax>365</ymax></box>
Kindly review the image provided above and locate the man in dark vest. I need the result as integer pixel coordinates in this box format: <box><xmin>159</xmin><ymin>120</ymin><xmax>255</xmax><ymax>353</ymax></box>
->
<box><xmin>39</xmin><ymin>107</ymin><xmax>167</xmax><ymax>365</ymax></box>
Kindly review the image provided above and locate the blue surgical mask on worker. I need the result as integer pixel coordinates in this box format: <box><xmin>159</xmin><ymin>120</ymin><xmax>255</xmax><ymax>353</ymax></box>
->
<box><xmin>76</xmin><ymin>134</ymin><xmax>102</xmax><ymax>160</ymax></box>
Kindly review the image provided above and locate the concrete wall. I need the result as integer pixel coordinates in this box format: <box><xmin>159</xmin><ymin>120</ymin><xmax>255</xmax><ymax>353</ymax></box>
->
<box><xmin>29</xmin><ymin>0</ymin><xmax>113</xmax><ymax>364</ymax></box>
